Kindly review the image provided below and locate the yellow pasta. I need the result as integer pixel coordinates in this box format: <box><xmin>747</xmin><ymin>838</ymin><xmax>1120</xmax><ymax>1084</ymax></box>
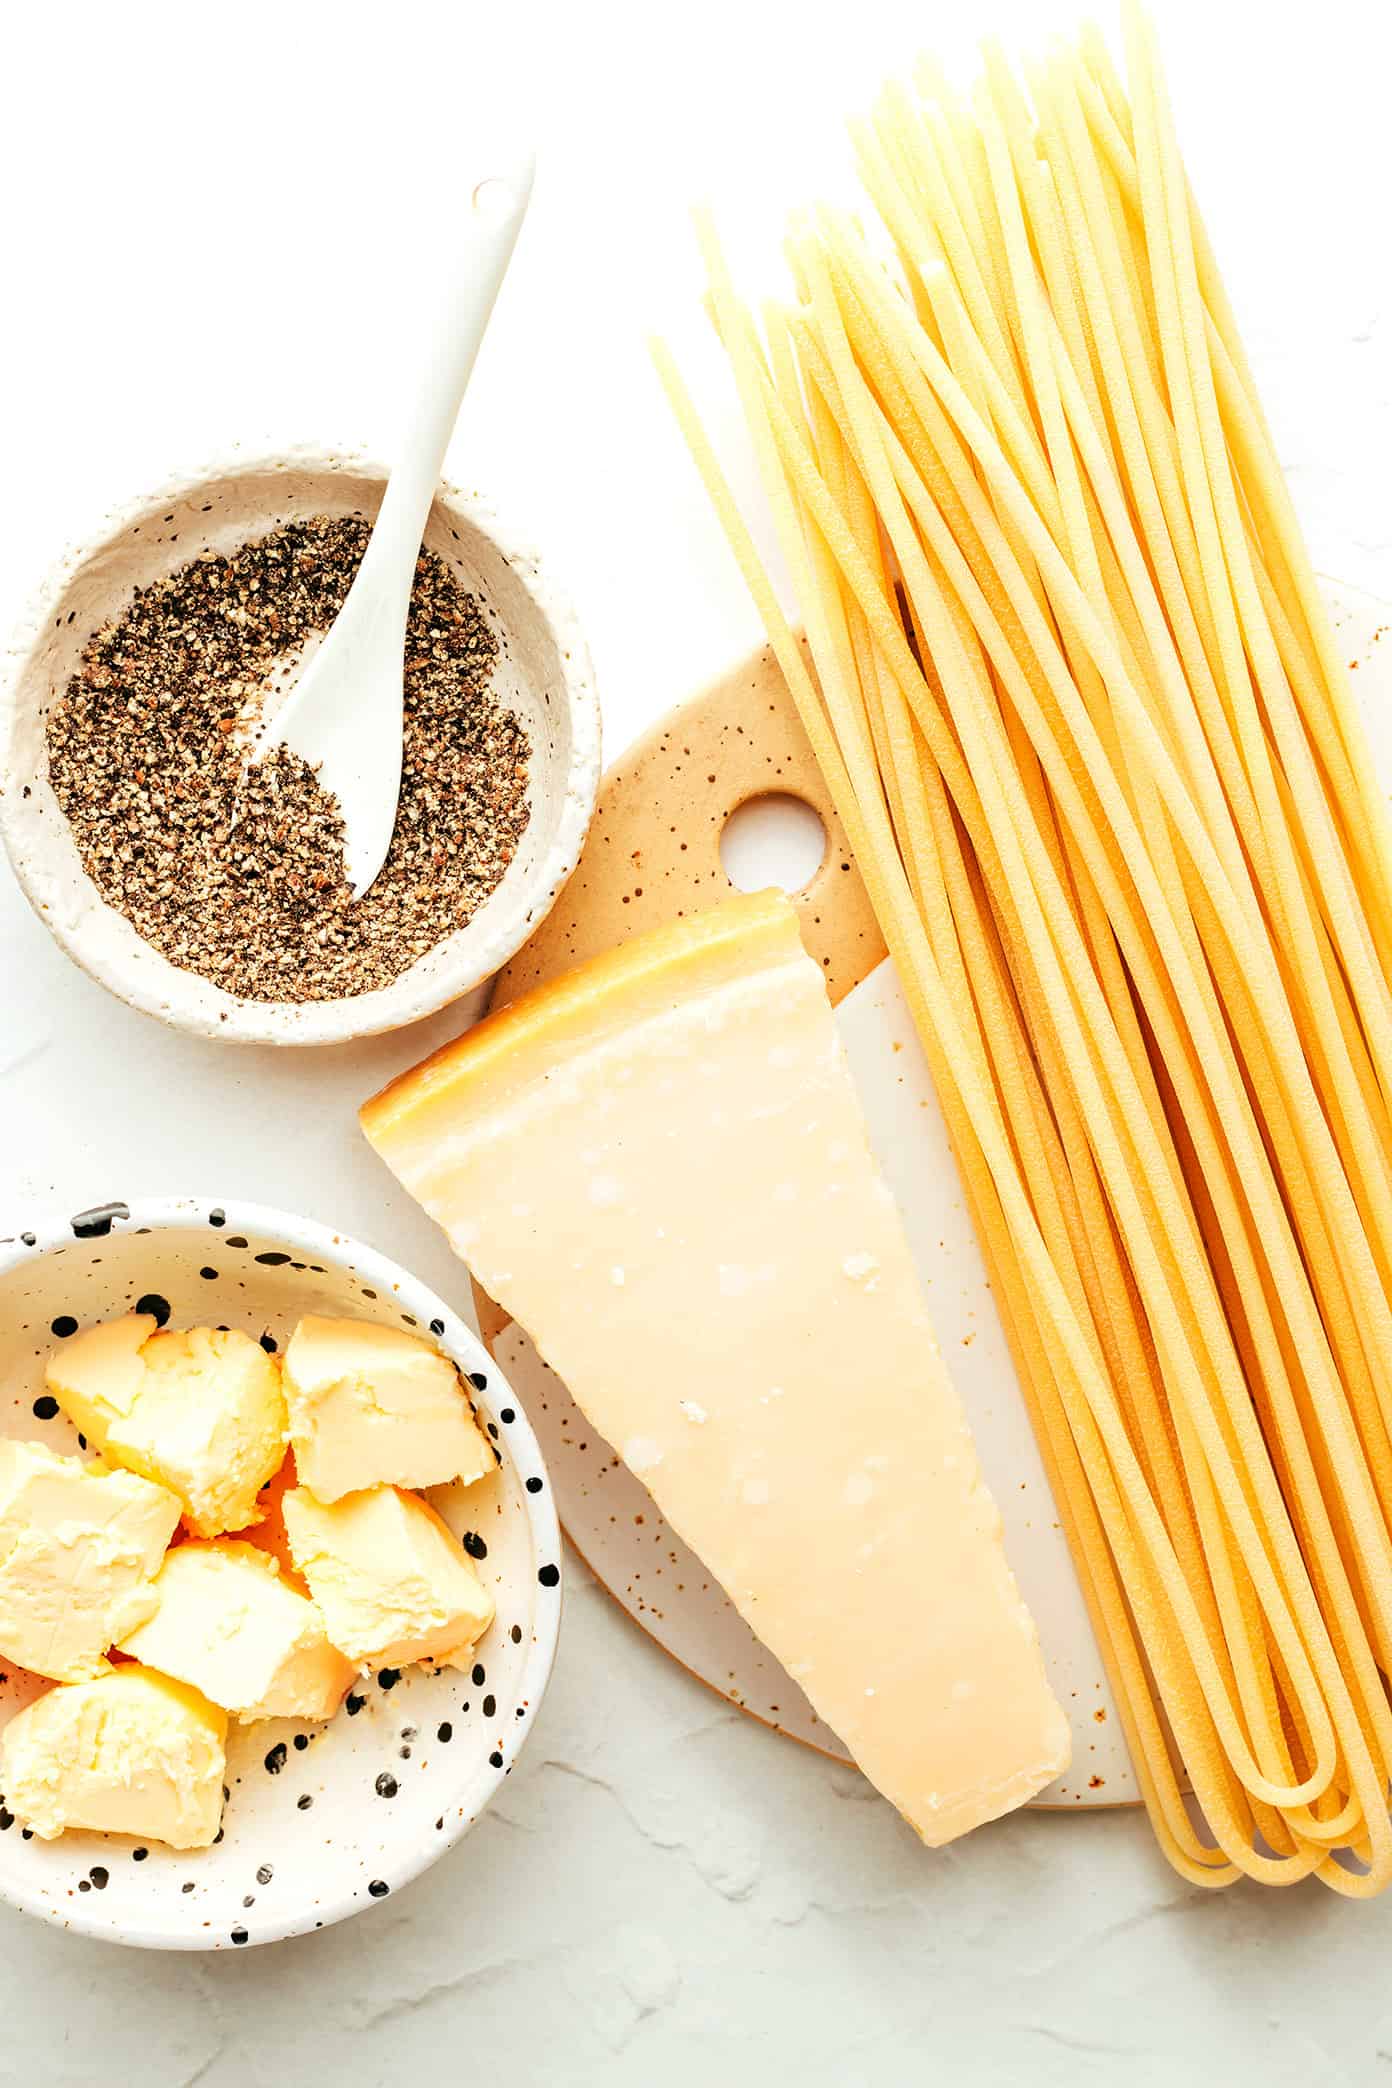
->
<box><xmin>657</xmin><ymin>3</ymin><xmax>1392</xmax><ymax>1891</ymax></box>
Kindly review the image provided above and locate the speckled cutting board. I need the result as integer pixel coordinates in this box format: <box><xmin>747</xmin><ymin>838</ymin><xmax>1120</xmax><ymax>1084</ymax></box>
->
<box><xmin>475</xmin><ymin>582</ymin><xmax>1392</xmax><ymax>1812</ymax></box>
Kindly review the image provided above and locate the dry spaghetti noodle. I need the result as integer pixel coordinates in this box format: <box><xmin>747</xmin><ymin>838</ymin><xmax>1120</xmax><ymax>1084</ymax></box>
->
<box><xmin>656</xmin><ymin>3</ymin><xmax>1392</xmax><ymax>1891</ymax></box>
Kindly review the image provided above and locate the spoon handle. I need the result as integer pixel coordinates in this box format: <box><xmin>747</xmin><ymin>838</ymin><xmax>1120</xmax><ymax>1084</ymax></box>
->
<box><xmin>247</xmin><ymin>153</ymin><xmax>535</xmax><ymax>902</ymax></box>
<box><xmin>363</xmin><ymin>153</ymin><xmax>537</xmax><ymax>605</ymax></box>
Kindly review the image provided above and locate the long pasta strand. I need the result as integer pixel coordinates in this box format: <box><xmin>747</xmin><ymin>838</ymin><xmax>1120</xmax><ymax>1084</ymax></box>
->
<box><xmin>657</xmin><ymin>10</ymin><xmax>1392</xmax><ymax>1892</ymax></box>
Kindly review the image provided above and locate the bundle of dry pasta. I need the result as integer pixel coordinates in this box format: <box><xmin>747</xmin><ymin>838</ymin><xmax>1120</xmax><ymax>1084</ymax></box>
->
<box><xmin>656</xmin><ymin>4</ymin><xmax>1392</xmax><ymax>1892</ymax></box>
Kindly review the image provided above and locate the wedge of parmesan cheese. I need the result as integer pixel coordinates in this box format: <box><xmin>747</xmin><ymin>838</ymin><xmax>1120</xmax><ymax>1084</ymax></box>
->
<box><xmin>361</xmin><ymin>890</ymin><xmax>1069</xmax><ymax>1844</ymax></box>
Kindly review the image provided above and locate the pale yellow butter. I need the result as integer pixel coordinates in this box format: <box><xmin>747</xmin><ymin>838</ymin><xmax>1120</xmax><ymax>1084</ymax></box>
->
<box><xmin>0</xmin><ymin>1441</ymin><xmax>180</xmax><ymax>1682</ymax></box>
<box><xmin>282</xmin><ymin>1317</ymin><xmax>494</xmax><ymax>1504</ymax></box>
<box><xmin>46</xmin><ymin>1318</ymin><xmax>287</xmax><ymax>1538</ymax></box>
<box><xmin>0</xmin><ymin>1664</ymin><xmax>227</xmax><ymax>1848</ymax></box>
<box><xmin>282</xmin><ymin>1483</ymin><xmax>494</xmax><ymax>1668</ymax></box>
<box><xmin>117</xmin><ymin>1540</ymin><xmax>354</xmax><ymax>1721</ymax></box>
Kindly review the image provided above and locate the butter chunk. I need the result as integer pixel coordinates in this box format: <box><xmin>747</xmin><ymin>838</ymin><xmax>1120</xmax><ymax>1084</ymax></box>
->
<box><xmin>0</xmin><ymin>1441</ymin><xmax>181</xmax><ymax>1682</ymax></box>
<box><xmin>282</xmin><ymin>1484</ymin><xmax>495</xmax><ymax>1667</ymax></box>
<box><xmin>0</xmin><ymin>1665</ymin><xmax>227</xmax><ymax>1848</ymax></box>
<box><xmin>282</xmin><ymin>1317</ymin><xmax>494</xmax><ymax>1504</ymax></box>
<box><xmin>46</xmin><ymin>1318</ymin><xmax>287</xmax><ymax>1538</ymax></box>
<box><xmin>362</xmin><ymin>891</ymin><xmax>1071</xmax><ymax>1845</ymax></box>
<box><xmin>43</xmin><ymin>1311</ymin><xmax>153</xmax><ymax>1444</ymax></box>
<box><xmin>117</xmin><ymin>1540</ymin><xmax>354</xmax><ymax>1722</ymax></box>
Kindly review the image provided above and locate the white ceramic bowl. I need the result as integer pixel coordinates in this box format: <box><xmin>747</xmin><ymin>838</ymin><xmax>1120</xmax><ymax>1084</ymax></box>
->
<box><xmin>0</xmin><ymin>446</ymin><xmax>601</xmax><ymax>1044</ymax></box>
<box><xmin>0</xmin><ymin>1196</ymin><xmax>562</xmax><ymax>1950</ymax></box>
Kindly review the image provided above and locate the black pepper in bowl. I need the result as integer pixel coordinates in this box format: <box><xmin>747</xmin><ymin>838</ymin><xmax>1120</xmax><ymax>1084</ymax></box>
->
<box><xmin>44</xmin><ymin>514</ymin><xmax>531</xmax><ymax>1002</ymax></box>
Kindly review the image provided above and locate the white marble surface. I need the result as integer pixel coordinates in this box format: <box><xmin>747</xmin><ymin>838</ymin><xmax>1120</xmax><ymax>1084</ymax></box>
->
<box><xmin>3</xmin><ymin>0</ymin><xmax>1392</xmax><ymax>2076</ymax></box>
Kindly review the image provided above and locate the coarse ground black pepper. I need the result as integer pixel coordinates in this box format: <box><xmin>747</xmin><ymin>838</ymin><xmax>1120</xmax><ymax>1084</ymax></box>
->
<box><xmin>45</xmin><ymin>514</ymin><xmax>531</xmax><ymax>1002</ymax></box>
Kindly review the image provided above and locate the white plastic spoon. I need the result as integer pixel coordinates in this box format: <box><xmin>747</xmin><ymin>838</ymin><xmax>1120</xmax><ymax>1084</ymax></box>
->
<box><xmin>251</xmin><ymin>154</ymin><xmax>535</xmax><ymax>898</ymax></box>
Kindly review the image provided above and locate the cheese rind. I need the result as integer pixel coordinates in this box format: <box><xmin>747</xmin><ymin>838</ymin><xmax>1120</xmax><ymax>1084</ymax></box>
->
<box><xmin>282</xmin><ymin>1317</ymin><xmax>495</xmax><ymax>1504</ymax></box>
<box><xmin>362</xmin><ymin>891</ymin><xmax>1071</xmax><ymax>1844</ymax></box>
<box><xmin>46</xmin><ymin>1319</ymin><xmax>287</xmax><ymax>1538</ymax></box>
<box><xmin>0</xmin><ymin>1441</ymin><xmax>181</xmax><ymax>1682</ymax></box>
<box><xmin>282</xmin><ymin>1484</ymin><xmax>495</xmax><ymax>1667</ymax></box>
<box><xmin>0</xmin><ymin>1665</ymin><xmax>227</xmax><ymax>1848</ymax></box>
<box><xmin>116</xmin><ymin>1540</ymin><xmax>354</xmax><ymax>1721</ymax></box>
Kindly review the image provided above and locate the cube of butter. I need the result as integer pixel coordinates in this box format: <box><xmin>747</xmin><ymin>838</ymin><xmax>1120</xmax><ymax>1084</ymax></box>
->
<box><xmin>0</xmin><ymin>1440</ymin><xmax>180</xmax><ymax>1682</ymax></box>
<box><xmin>117</xmin><ymin>1540</ymin><xmax>355</xmax><ymax>1722</ymax></box>
<box><xmin>46</xmin><ymin>1316</ymin><xmax>287</xmax><ymax>1538</ymax></box>
<box><xmin>282</xmin><ymin>1484</ymin><xmax>495</xmax><ymax>1667</ymax></box>
<box><xmin>0</xmin><ymin>1665</ymin><xmax>227</xmax><ymax>1848</ymax></box>
<box><xmin>282</xmin><ymin>1317</ymin><xmax>494</xmax><ymax>1503</ymax></box>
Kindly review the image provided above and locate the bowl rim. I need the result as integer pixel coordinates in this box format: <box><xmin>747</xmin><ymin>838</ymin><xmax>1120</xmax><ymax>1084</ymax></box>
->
<box><xmin>0</xmin><ymin>1192</ymin><xmax>564</xmax><ymax>1951</ymax></box>
<box><xmin>0</xmin><ymin>442</ymin><xmax>602</xmax><ymax>1047</ymax></box>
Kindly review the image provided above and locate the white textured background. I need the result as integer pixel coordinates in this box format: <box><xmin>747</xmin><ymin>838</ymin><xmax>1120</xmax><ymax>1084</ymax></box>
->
<box><xmin>3</xmin><ymin>0</ymin><xmax>1392</xmax><ymax>2078</ymax></box>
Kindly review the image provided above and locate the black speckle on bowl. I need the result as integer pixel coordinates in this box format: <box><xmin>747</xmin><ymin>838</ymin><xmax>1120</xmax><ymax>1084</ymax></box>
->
<box><xmin>71</xmin><ymin>1202</ymin><xmax>128</xmax><ymax>1240</ymax></box>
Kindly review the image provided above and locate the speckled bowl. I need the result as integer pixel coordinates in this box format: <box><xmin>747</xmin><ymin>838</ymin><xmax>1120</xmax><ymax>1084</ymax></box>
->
<box><xmin>0</xmin><ymin>1196</ymin><xmax>562</xmax><ymax>1950</ymax></box>
<box><xmin>0</xmin><ymin>445</ymin><xmax>601</xmax><ymax>1045</ymax></box>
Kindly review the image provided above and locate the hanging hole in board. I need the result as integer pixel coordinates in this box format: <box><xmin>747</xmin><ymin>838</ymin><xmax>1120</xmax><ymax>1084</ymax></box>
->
<box><xmin>720</xmin><ymin>792</ymin><xmax>828</xmax><ymax>897</ymax></box>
